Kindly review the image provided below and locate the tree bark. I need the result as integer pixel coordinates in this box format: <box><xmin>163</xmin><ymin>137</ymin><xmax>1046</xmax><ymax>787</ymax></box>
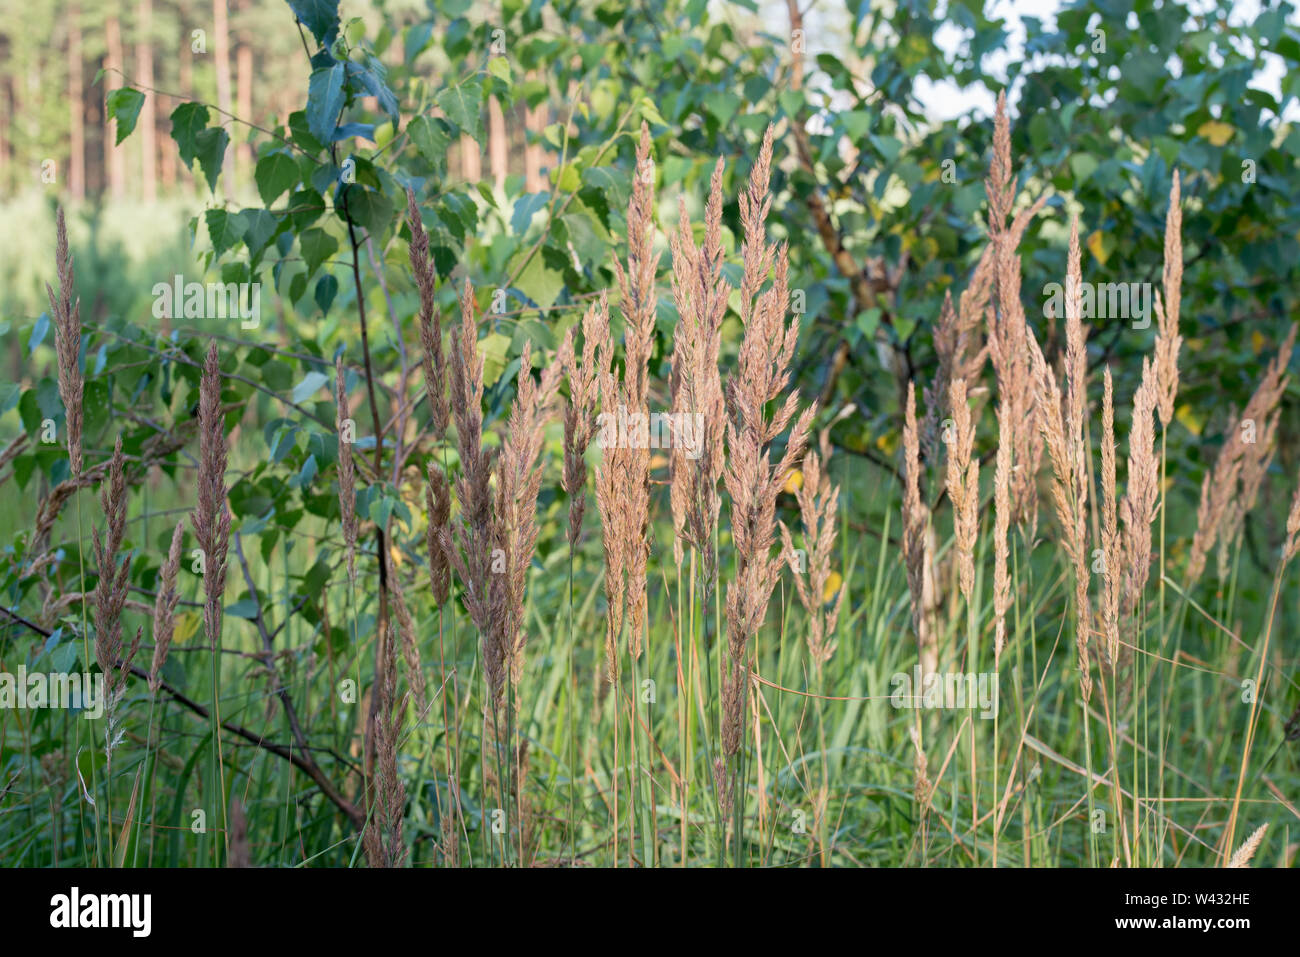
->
<box><xmin>68</xmin><ymin>7</ymin><xmax>85</xmax><ymax>200</ymax></box>
<box><xmin>213</xmin><ymin>0</ymin><xmax>233</xmax><ymax>191</ymax></box>
<box><xmin>136</xmin><ymin>0</ymin><xmax>157</xmax><ymax>201</ymax></box>
<box><xmin>105</xmin><ymin>15</ymin><xmax>127</xmax><ymax>200</ymax></box>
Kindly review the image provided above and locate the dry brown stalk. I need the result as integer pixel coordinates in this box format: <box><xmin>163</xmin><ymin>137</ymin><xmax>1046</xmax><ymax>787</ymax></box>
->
<box><xmin>594</xmin><ymin>123</ymin><xmax>659</xmax><ymax>677</ymax></box>
<box><xmin>92</xmin><ymin>435</ymin><xmax>141</xmax><ymax>761</ymax></box>
<box><xmin>1186</xmin><ymin>324</ymin><xmax>1295</xmax><ymax>583</ymax></box>
<box><xmin>46</xmin><ymin>206</ymin><xmax>83</xmax><ymax>479</ymax></box>
<box><xmin>424</xmin><ymin>461</ymin><xmax>451</xmax><ymax>605</ymax></box>
<box><xmin>1100</xmin><ymin>368</ymin><xmax>1122</xmax><ymax>667</ymax></box>
<box><xmin>149</xmin><ymin>521</ymin><xmax>185</xmax><ymax>694</ymax></box>
<box><xmin>778</xmin><ymin>438</ymin><xmax>845</xmax><ymax>670</ymax></box>
<box><xmin>438</xmin><ymin>280</ymin><xmax>495</xmax><ymax>655</ymax></box>
<box><xmin>491</xmin><ymin>341</ymin><xmax>564</xmax><ymax>698</ymax></box>
<box><xmin>1285</xmin><ymin>469</ymin><xmax>1300</xmax><ymax>563</ymax></box>
<box><xmin>1226</xmin><ymin>823</ymin><xmax>1268</xmax><ymax>868</ymax></box>
<box><xmin>992</xmin><ymin>388</ymin><xmax>1013</xmax><ymax>664</ymax></box>
<box><xmin>561</xmin><ymin>293</ymin><xmax>610</xmax><ymax>550</ymax></box>
<box><xmin>364</xmin><ymin>620</ymin><xmax>407</xmax><ymax>868</ymax></box>
<box><xmin>721</xmin><ymin>125</ymin><xmax>816</xmax><ymax>763</ymax></box>
<box><xmin>1027</xmin><ymin>309</ymin><xmax>1091</xmax><ymax>701</ymax></box>
<box><xmin>386</xmin><ymin>561</ymin><xmax>428</xmax><ymax>718</ymax></box>
<box><xmin>437</xmin><ymin>285</ymin><xmax>562</xmax><ymax>714</ymax></box>
<box><xmin>406</xmin><ymin>187</ymin><xmax>450</xmax><ymax>438</ymax></box>
<box><xmin>1154</xmin><ymin>173</ymin><xmax>1184</xmax><ymax>430</ymax></box>
<box><xmin>901</xmin><ymin>381</ymin><xmax>931</xmax><ymax>670</ymax></box>
<box><xmin>1121</xmin><ymin>361</ymin><xmax>1158</xmax><ymax>620</ymax></box>
<box><xmin>985</xmin><ymin>92</ymin><xmax>1049</xmax><ymax>539</ymax></box>
<box><xmin>945</xmin><ymin>378</ymin><xmax>980</xmax><ymax>603</ymax></box>
<box><xmin>336</xmin><ymin>364</ymin><xmax>358</xmax><ymax>584</ymax></box>
<box><xmin>192</xmin><ymin>342</ymin><xmax>231</xmax><ymax>653</ymax></box>
<box><xmin>228</xmin><ymin>798</ymin><xmax>251</xmax><ymax>868</ymax></box>
<box><xmin>668</xmin><ymin>157</ymin><xmax>727</xmax><ymax>583</ymax></box>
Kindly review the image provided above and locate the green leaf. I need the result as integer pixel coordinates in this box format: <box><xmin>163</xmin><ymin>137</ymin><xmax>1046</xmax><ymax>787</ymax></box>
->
<box><xmin>487</xmin><ymin>56</ymin><xmax>512</xmax><ymax>86</ymax></box>
<box><xmin>242</xmin><ymin>208</ymin><xmax>278</xmax><ymax>258</ymax></box>
<box><xmin>437</xmin><ymin>81</ymin><xmax>484</xmax><ymax>143</ymax></box>
<box><xmin>512</xmin><ymin>253</ymin><xmax>564</xmax><ymax>309</ymax></box>
<box><xmin>407</xmin><ymin>115</ymin><xmax>450</xmax><ymax>166</ymax></box>
<box><xmin>170</xmin><ymin>103</ymin><xmax>210</xmax><ymax>168</ymax></box>
<box><xmin>292</xmin><ymin>370</ymin><xmax>331</xmax><ymax>404</ymax></box>
<box><xmin>315</xmin><ymin>274</ymin><xmax>338</xmax><ymax>315</ymax></box>
<box><xmin>287</xmin><ymin>0</ymin><xmax>341</xmax><ymax>47</ymax></box>
<box><xmin>256</xmin><ymin>152</ymin><xmax>300</xmax><ymax>205</ymax></box>
<box><xmin>299</xmin><ymin>227</ymin><xmax>338</xmax><ymax>277</ymax></box>
<box><xmin>205</xmin><ymin>209</ymin><xmax>246</xmax><ymax>258</ymax></box>
<box><xmin>107</xmin><ymin>88</ymin><xmax>146</xmax><ymax>144</ymax></box>
<box><xmin>194</xmin><ymin>127</ymin><xmax>230</xmax><ymax>193</ymax></box>
<box><xmin>306</xmin><ymin>63</ymin><xmax>347</xmax><ymax>145</ymax></box>
<box><xmin>337</xmin><ymin>185</ymin><xmax>392</xmax><ymax>235</ymax></box>
<box><xmin>479</xmin><ymin>332</ymin><xmax>512</xmax><ymax>388</ymax></box>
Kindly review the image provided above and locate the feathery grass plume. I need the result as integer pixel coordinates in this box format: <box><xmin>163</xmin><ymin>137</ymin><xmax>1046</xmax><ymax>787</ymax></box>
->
<box><xmin>668</xmin><ymin>157</ymin><xmax>727</xmax><ymax>579</ymax></box>
<box><xmin>778</xmin><ymin>438</ymin><xmax>844</xmax><ymax>669</ymax></box>
<box><xmin>594</xmin><ymin>123</ymin><xmax>659</xmax><ymax>675</ymax></box>
<box><xmin>985</xmin><ymin>91</ymin><xmax>1049</xmax><ymax>538</ymax></box>
<box><xmin>901</xmin><ymin>381</ymin><xmax>931</xmax><ymax>667</ymax></box>
<box><xmin>1154</xmin><ymin>173</ymin><xmax>1184</xmax><ymax>429</ymax></box>
<box><xmin>908</xmin><ymin>723</ymin><xmax>933</xmax><ymax>818</ymax></box>
<box><xmin>336</xmin><ymin>364</ymin><xmax>358</xmax><ymax>584</ymax></box>
<box><xmin>424</xmin><ymin>461</ymin><xmax>450</xmax><ymax>605</ymax></box>
<box><xmin>1284</xmin><ymin>469</ymin><xmax>1300</xmax><ymax>562</ymax></box>
<box><xmin>1186</xmin><ymin>324</ymin><xmax>1295</xmax><ymax>583</ymax></box>
<box><xmin>46</xmin><ymin>206</ymin><xmax>83</xmax><ymax>479</ymax></box>
<box><xmin>611</xmin><ymin>121</ymin><xmax>659</xmax><ymax>657</ymax></box>
<box><xmin>1121</xmin><ymin>362</ymin><xmax>1159</xmax><ymax>618</ymax></box>
<box><xmin>991</xmin><ymin>385</ymin><xmax>1013</xmax><ymax>664</ymax></box>
<box><xmin>364</xmin><ymin>620</ymin><xmax>407</xmax><ymax>868</ymax></box>
<box><xmin>924</xmin><ymin>245</ymin><xmax>994</xmax><ymax>453</ymax></box>
<box><xmin>721</xmin><ymin>124</ymin><xmax>816</xmax><ymax>762</ymax></box>
<box><xmin>406</xmin><ymin>186</ymin><xmax>449</xmax><ymax>438</ymax></box>
<box><xmin>560</xmin><ymin>294</ymin><xmax>609</xmax><ymax>550</ymax></box>
<box><xmin>228</xmin><ymin>798</ymin><xmax>251</xmax><ymax>868</ymax></box>
<box><xmin>192</xmin><ymin>342</ymin><xmax>231</xmax><ymax>653</ymax></box>
<box><xmin>490</xmin><ymin>341</ymin><xmax>564</xmax><ymax>700</ymax></box>
<box><xmin>1226</xmin><ymin>823</ymin><xmax>1268</xmax><ymax>868</ymax></box>
<box><xmin>1099</xmin><ymin>368</ymin><xmax>1122</xmax><ymax>667</ymax></box>
<box><xmin>92</xmin><ymin>436</ymin><xmax>140</xmax><ymax>762</ymax></box>
<box><xmin>1217</xmin><ymin>324</ymin><xmax>1295</xmax><ymax>573</ymax></box>
<box><xmin>593</xmin><ymin>346</ymin><xmax>628</xmax><ymax>682</ymax></box>
<box><xmin>438</xmin><ymin>280</ymin><xmax>497</xmax><ymax>683</ymax></box>
<box><xmin>386</xmin><ymin>562</ymin><xmax>427</xmax><ymax>719</ymax></box>
<box><xmin>149</xmin><ymin>521</ymin><xmax>185</xmax><ymax>694</ymax></box>
<box><xmin>944</xmin><ymin>378</ymin><xmax>979</xmax><ymax>602</ymax></box>
<box><xmin>1027</xmin><ymin>320</ymin><xmax>1091</xmax><ymax>701</ymax></box>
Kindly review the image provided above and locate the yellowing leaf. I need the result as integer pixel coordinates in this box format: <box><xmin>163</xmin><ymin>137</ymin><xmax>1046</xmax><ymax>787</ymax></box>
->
<box><xmin>1175</xmin><ymin>404</ymin><xmax>1204</xmax><ymax>437</ymax></box>
<box><xmin>1086</xmin><ymin>230</ymin><xmax>1110</xmax><ymax>266</ymax></box>
<box><xmin>1197</xmin><ymin>120</ymin><xmax>1235</xmax><ymax>147</ymax></box>
<box><xmin>174</xmin><ymin>611</ymin><xmax>201</xmax><ymax>646</ymax></box>
<box><xmin>389</xmin><ymin>544</ymin><xmax>403</xmax><ymax>568</ymax></box>
<box><xmin>782</xmin><ymin>469</ymin><xmax>803</xmax><ymax>494</ymax></box>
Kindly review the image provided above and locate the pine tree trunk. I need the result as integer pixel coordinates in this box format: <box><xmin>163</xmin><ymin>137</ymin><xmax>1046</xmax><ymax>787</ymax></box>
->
<box><xmin>68</xmin><ymin>6</ymin><xmax>85</xmax><ymax>200</ymax></box>
<box><xmin>104</xmin><ymin>16</ymin><xmax>127</xmax><ymax>200</ymax></box>
<box><xmin>136</xmin><ymin>0</ymin><xmax>157</xmax><ymax>201</ymax></box>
